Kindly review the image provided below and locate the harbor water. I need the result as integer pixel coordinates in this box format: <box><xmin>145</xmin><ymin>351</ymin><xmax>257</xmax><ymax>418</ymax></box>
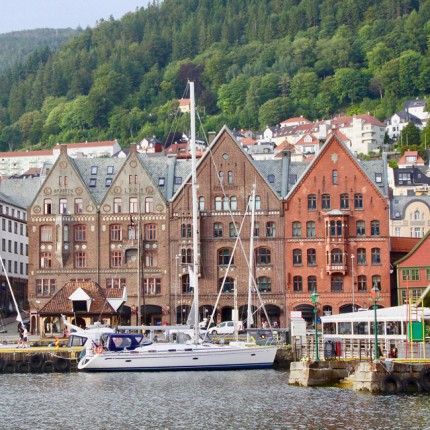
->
<box><xmin>1</xmin><ymin>369</ymin><xmax>430</xmax><ymax>430</ymax></box>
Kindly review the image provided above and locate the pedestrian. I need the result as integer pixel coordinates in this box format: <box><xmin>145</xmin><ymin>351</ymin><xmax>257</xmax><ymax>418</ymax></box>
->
<box><xmin>63</xmin><ymin>326</ymin><xmax>68</xmax><ymax>338</ymax></box>
<box><xmin>17</xmin><ymin>324</ymin><xmax>24</xmax><ymax>348</ymax></box>
<box><xmin>22</xmin><ymin>328</ymin><xmax>29</xmax><ymax>348</ymax></box>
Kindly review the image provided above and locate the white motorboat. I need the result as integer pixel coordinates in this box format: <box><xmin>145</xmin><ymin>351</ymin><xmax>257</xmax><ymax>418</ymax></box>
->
<box><xmin>77</xmin><ymin>82</ymin><xmax>278</xmax><ymax>372</ymax></box>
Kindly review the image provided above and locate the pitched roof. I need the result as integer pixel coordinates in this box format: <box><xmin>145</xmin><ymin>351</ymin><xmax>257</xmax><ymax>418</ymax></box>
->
<box><xmin>54</xmin><ymin>140</ymin><xmax>117</xmax><ymax>150</ymax></box>
<box><xmin>0</xmin><ymin>149</ymin><xmax>53</xmax><ymax>158</ymax></box>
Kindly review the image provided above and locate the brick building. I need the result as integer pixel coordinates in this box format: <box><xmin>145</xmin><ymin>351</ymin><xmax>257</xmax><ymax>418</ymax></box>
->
<box><xmin>284</xmin><ymin>133</ymin><xmax>391</xmax><ymax>323</ymax></box>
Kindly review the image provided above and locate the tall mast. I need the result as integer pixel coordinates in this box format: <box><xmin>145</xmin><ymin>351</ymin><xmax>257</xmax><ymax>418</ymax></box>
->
<box><xmin>247</xmin><ymin>184</ymin><xmax>256</xmax><ymax>341</ymax></box>
<box><xmin>190</xmin><ymin>82</ymin><xmax>199</xmax><ymax>343</ymax></box>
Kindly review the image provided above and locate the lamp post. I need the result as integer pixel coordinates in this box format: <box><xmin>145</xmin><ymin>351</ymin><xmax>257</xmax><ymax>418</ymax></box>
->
<box><xmin>311</xmin><ymin>289</ymin><xmax>320</xmax><ymax>362</ymax></box>
<box><xmin>351</xmin><ymin>254</ymin><xmax>355</xmax><ymax>312</ymax></box>
<box><xmin>371</xmin><ymin>283</ymin><xmax>380</xmax><ymax>360</ymax></box>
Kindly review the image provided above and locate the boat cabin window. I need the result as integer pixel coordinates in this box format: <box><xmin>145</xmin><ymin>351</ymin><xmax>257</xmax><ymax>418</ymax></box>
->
<box><xmin>353</xmin><ymin>322</ymin><xmax>369</xmax><ymax>335</ymax></box>
<box><xmin>67</xmin><ymin>335</ymin><xmax>86</xmax><ymax>347</ymax></box>
<box><xmin>387</xmin><ymin>321</ymin><xmax>401</xmax><ymax>335</ymax></box>
<box><xmin>338</xmin><ymin>322</ymin><xmax>352</xmax><ymax>335</ymax></box>
<box><xmin>370</xmin><ymin>321</ymin><xmax>384</xmax><ymax>335</ymax></box>
<box><xmin>323</xmin><ymin>322</ymin><xmax>336</xmax><ymax>335</ymax></box>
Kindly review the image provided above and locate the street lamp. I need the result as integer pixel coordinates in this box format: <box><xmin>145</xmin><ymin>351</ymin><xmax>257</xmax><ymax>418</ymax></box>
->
<box><xmin>371</xmin><ymin>283</ymin><xmax>380</xmax><ymax>360</ymax></box>
<box><xmin>311</xmin><ymin>289</ymin><xmax>320</xmax><ymax>362</ymax></box>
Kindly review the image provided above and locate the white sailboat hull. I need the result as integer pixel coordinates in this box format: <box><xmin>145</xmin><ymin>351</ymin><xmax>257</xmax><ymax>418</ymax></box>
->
<box><xmin>78</xmin><ymin>343</ymin><xmax>278</xmax><ymax>372</ymax></box>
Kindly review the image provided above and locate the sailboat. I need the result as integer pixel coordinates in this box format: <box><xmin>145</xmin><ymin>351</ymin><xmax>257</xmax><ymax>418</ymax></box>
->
<box><xmin>77</xmin><ymin>82</ymin><xmax>277</xmax><ymax>371</ymax></box>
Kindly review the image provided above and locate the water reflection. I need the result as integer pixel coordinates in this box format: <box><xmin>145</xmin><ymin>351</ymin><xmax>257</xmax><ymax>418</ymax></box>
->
<box><xmin>0</xmin><ymin>370</ymin><xmax>429</xmax><ymax>430</ymax></box>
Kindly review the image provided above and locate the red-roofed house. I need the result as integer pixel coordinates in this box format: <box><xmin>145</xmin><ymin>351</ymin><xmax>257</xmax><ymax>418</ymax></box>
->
<box><xmin>178</xmin><ymin>98</ymin><xmax>191</xmax><ymax>113</ymax></box>
<box><xmin>280</xmin><ymin>116</ymin><xmax>311</xmax><ymax>128</ymax></box>
<box><xmin>0</xmin><ymin>149</ymin><xmax>53</xmax><ymax>177</ymax></box>
<box><xmin>398</xmin><ymin>150</ymin><xmax>425</xmax><ymax>168</ymax></box>
<box><xmin>53</xmin><ymin>140</ymin><xmax>121</xmax><ymax>158</ymax></box>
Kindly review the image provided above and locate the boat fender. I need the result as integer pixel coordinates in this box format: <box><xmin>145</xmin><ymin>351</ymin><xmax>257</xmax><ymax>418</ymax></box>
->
<box><xmin>29</xmin><ymin>354</ymin><xmax>44</xmax><ymax>370</ymax></box>
<box><xmin>419</xmin><ymin>368</ymin><xmax>430</xmax><ymax>392</ymax></box>
<box><xmin>16</xmin><ymin>361</ymin><xmax>30</xmax><ymax>373</ymax></box>
<box><xmin>403</xmin><ymin>376</ymin><xmax>422</xmax><ymax>394</ymax></box>
<box><xmin>42</xmin><ymin>360</ymin><xmax>55</xmax><ymax>373</ymax></box>
<box><xmin>55</xmin><ymin>357</ymin><xmax>70</xmax><ymax>372</ymax></box>
<box><xmin>0</xmin><ymin>357</ymin><xmax>5</xmax><ymax>372</ymax></box>
<box><xmin>3</xmin><ymin>361</ymin><xmax>15</xmax><ymax>373</ymax></box>
<box><xmin>94</xmin><ymin>345</ymin><xmax>104</xmax><ymax>354</ymax></box>
<box><xmin>381</xmin><ymin>374</ymin><xmax>402</xmax><ymax>394</ymax></box>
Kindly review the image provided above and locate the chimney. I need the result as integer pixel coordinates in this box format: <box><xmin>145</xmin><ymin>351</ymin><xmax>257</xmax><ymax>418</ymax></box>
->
<box><xmin>60</xmin><ymin>144</ymin><xmax>67</xmax><ymax>155</ymax></box>
<box><xmin>208</xmin><ymin>131</ymin><xmax>216</xmax><ymax>145</ymax></box>
<box><xmin>130</xmin><ymin>143</ymin><xmax>137</xmax><ymax>154</ymax></box>
<box><xmin>281</xmin><ymin>150</ymin><xmax>291</xmax><ymax>198</ymax></box>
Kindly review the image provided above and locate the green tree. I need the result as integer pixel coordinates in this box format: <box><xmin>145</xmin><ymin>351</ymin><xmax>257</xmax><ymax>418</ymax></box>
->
<box><xmin>259</xmin><ymin>97</ymin><xmax>294</xmax><ymax>128</ymax></box>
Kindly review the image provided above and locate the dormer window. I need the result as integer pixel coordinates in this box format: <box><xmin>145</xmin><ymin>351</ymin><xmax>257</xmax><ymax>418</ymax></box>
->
<box><xmin>91</xmin><ymin>166</ymin><xmax>98</xmax><ymax>175</ymax></box>
<box><xmin>159</xmin><ymin>177</ymin><xmax>165</xmax><ymax>187</ymax></box>
<box><xmin>107</xmin><ymin>166</ymin><xmax>114</xmax><ymax>175</ymax></box>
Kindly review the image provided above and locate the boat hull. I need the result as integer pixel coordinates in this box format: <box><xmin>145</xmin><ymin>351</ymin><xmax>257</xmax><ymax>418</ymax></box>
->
<box><xmin>78</xmin><ymin>344</ymin><xmax>277</xmax><ymax>372</ymax></box>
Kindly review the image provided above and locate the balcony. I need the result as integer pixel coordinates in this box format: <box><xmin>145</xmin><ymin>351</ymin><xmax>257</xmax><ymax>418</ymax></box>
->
<box><xmin>326</xmin><ymin>264</ymin><xmax>347</xmax><ymax>275</ymax></box>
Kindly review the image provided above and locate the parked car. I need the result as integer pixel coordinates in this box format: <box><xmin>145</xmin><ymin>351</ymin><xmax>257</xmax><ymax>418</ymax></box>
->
<box><xmin>208</xmin><ymin>321</ymin><xmax>244</xmax><ymax>335</ymax></box>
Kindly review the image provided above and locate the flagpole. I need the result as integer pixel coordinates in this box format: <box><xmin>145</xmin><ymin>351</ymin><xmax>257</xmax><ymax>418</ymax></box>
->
<box><xmin>0</xmin><ymin>255</ymin><xmax>24</xmax><ymax>326</ymax></box>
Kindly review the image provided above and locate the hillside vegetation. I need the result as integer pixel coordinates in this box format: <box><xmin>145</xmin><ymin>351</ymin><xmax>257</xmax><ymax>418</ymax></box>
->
<box><xmin>0</xmin><ymin>0</ymin><xmax>429</xmax><ymax>151</ymax></box>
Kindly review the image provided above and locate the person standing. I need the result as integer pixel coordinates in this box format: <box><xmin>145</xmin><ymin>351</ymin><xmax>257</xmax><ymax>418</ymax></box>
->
<box><xmin>17</xmin><ymin>325</ymin><xmax>24</xmax><ymax>348</ymax></box>
<box><xmin>22</xmin><ymin>327</ymin><xmax>29</xmax><ymax>348</ymax></box>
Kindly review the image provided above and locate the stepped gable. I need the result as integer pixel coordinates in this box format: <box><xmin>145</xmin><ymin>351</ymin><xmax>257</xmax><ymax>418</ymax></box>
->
<box><xmin>39</xmin><ymin>281</ymin><xmax>117</xmax><ymax>315</ymax></box>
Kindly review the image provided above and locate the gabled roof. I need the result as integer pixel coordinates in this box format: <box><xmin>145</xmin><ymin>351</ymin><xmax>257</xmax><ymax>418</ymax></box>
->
<box><xmin>394</xmin><ymin>228</ymin><xmax>430</xmax><ymax>267</ymax></box>
<box><xmin>0</xmin><ymin>149</ymin><xmax>53</xmax><ymax>158</ymax></box>
<box><xmin>40</xmin><ymin>281</ymin><xmax>120</xmax><ymax>315</ymax></box>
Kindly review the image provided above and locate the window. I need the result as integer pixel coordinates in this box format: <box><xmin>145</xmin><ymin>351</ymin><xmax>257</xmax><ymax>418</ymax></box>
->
<box><xmin>307</xmin><ymin>249</ymin><xmax>316</xmax><ymax>266</ymax></box>
<box><xmin>213</xmin><ymin>223</ymin><xmax>223</xmax><ymax>238</ymax></box>
<box><xmin>107</xmin><ymin>166</ymin><xmax>114</xmax><ymax>175</ymax></box>
<box><xmin>44</xmin><ymin>199</ymin><xmax>52</xmax><ymax>214</ymax></box>
<box><xmin>340</xmin><ymin>193</ymin><xmax>349</xmax><ymax>209</ymax></box>
<box><xmin>36</xmin><ymin>279</ymin><xmax>56</xmax><ymax>296</ymax></box>
<box><xmin>199</xmin><ymin>197</ymin><xmax>205</xmax><ymax>211</ymax></box>
<box><xmin>257</xmin><ymin>277</ymin><xmax>272</xmax><ymax>292</ymax></box>
<box><xmin>268</xmin><ymin>174</ymin><xmax>275</xmax><ymax>183</ymax></box>
<box><xmin>372</xmin><ymin>275</ymin><xmax>381</xmax><ymax>290</ymax></box>
<box><xmin>106</xmin><ymin>278</ymin><xmax>126</xmax><ymax>289</ymax></box>
<box><xmin>114</xmin><ymin>198</ymin><xmax>122</xmax><ymax>214</ymax></box>
<box><xmin>158</xmin><ymin>177</ymin><xmax>165</xmax><ymax>187</ymax></box>
<box><xmin>266</xmin><ymin>222</ymin><xmax>275</xmax><ymax>237</ymax></box>
<box><xmin>110</xmin><ymin>225</ymin><xmax>122</xmax><ymax>241</ymax></box>
<box><xmin>181</xmin><ymin>248</ymin><xmax>192</xmax><ymax>264</ymax></box>
<box><xmin>375</xmin><ymin>173</ymin><xmax>382</xmax><ymax>183</ymax></box>
<box><xmin>331</xmin><ymin>249</ymin><xmax>343</xmax><ymax>264</ymax></box>
<box><xmin>322</xmin><ymin>194</ymin><xmax>331</xmax><ymax>210</ymax></box>
<box><xmin>40</xmin><ymin>225</ymin><xmax>52</xmax><ymax>242</ymax></box>
<box><xmin>255</xmin><ymin>195</ymin><xmax>261</xmax><ymax>210</ymax></box>
<box><xmin>292</xmin><ymin>222</ymin><xmax>301</xmax><ymax>237</ymax></box>
<box><xmin>371</xmin><ymin>248</ymin><xmax>381</xmax><ymax>265</ymax></box>
<box><xmin>357</xmin><ymin>248</ymin><xmax>366</xmax><ymax>265</ymax></box>
<box><xmin>143</xmin><ymin>278</ymin><xmax>161</xmax><ymax>295</ymax></box>
<box><xmin>218</xmin><ymin>248</ymin><xmax>233</xmax><ymax>265</ymax></box>
<box><xmin>128</xmin><ymin>224</ymin><xmax>137</xmax><ymax>240</ymax></box>
<box><xmin>174</xmin><ymin>176</ymin><xmax>182</xmax><ymax>185</ymax></box>
<box><xmin>145</xmin><ymin>224</ymin><xmax>157</xmax><ymax>241</ymax></box>
<box><xmin>308</xmin><ymin>276</ymin><xmax>317</xmax><ymax>292</ymax></box>
<box><xmin>144</xmin><ymin>250</ymin><xmax>157</xmax><ymax>267</ymax></box>
<box><xmin>228</xmin><ymin>171</ymin><xmax>233</xmax><ymax>184</ymax></box>
<box><xmin>74</xmin><ymin>199</ymin><xmax>83</xmax><ymax>214</ymax></box>
<box><xmin>40</xmin><ymin>252</ymin><xmax>52</xmax><ymax>268</ymax></box>
<box><xmin>215</xmin><ymin>197</ymin><xmax>222</xmax><ymax>211</ymax></box>
<box><xmin>293</xmin><ymin>249</ymin><xmax>302</xmax><ymax>266</ymax></box>
<box><xmin>218</xmin><ymin>171</ymin><xmax>223</xmax><ymax>184</ymax></box>
<box><xmin>91</xmin><ymin>166</ymin><xmax>98</xmax><ymax>175</ymax></box>
<box><xmin>181</xmin><ymin>223</ymin><xmax>191</xmax><ymax>238</ymax></box>
<box><xmin>427</xmin><ymin>268</ymin><xmax>430</xmax><ymax>281</ymax></box>
<box><xmin>293</xmin><ymin>276</ymin><xmax>303</xmax><ymax>292</ymax></box>
<box><xmin>307</xmin><ymin>221</ymin><xmax>316</xmax><ymax>238</ymax></box>
<box><xmin>220</xmin><ymin>276</ymin><xmax>235</xmax><ymax>293</ymax></box>
<box><xmin>111</xmin><ymin>251</ymin><xmax>123</xmax><ymax>268</ymax></box>
<box><xmin>59</xmin><ymin>198</ymin><xmax>67</xmax><ymax>214</ymax></box>
<box><xmin>331</xmin><ymin>276</ymin><xmax>343</xmax><ymax>292</ymax></box>
<box><xmin>130</xmin><ymin>197</ymin><xmax>138</xmax><ymax>213</ymax></box>
<box><xmin>229</xmin><ymin>222</ymin><xmax>238</xmax><ymax>237</ymax></box>
<box><xmin>255</xmin><ymin>247</ymin><xmax>271</xmax><ymax>265</ymax></box>
<box><xmin>89</xmin><ymin>178</ymin><xmax>96</xmax><ymax>187</ymax></box>
<box><xmin>329</xmin><ymin>220</ymin><xmax>343</xmax><ymax>237</ymax></box>
<box><xmin>332</xmin><ymin>170</ymin><xmax>338</xmax><ymax>184</ymax></box>
<box><xmin>230</xmin><ymin>196</ymin><xmax>237</xmax><ymax>211</ymax></box>
<box><xmin>75</xmin><ymin>252</ymin><xmax>87</xmax><ymax>268</ymax></box>
<box><xmin>222</xmin><ymin>196</ymin><xmax>229</xmax><ymax>210</ymax></box>
<box><xmin>254</xmin><ymin>222</ymin><xmax>260</xmax><ymax>237</ymax></box>
<box><xmin>410</xmin><ymin>268</ymin><xmax>420</xmax><ymax>281</ymax></box>
<box><xmin>181</xmin><ymin>274</ymin><xmax>191</xmax><ymax>293</ymax></box>
<box><xmin>74</xmin><ymin>225</ymin><xmax>86</xmax><ymax>242</ymax></box>
<box><xmin>354</xmin><ymin>193</ymin><xmax>363</xmax><ymax>209</ymax></box>
<box><xmin>308</xmin><ymin>194</ymin><xmax>317</xmax><ymax>210</ymax></box>
<box><xmin>356</xmin><ymin>221</ymin><xmax>365</xmax><ymax>236</ymax></box>
<box><xmin>145</xmin><ymin>197</ymin><xmax>154</xmax><ymax>213</ymax></box>
<box><xmin>129</xmin><ymin>175</ymin><xmax>137</xmax><ymax>184</ymax></box>
<box><xmin>371</xmin><ymin>220</ymin><xmax>380</xmax><ymax>237</ymax></box>
<box><xmin>358</xmin><ymin>275</ymin><xmax>367</xmax><ymax>291</ymax></box>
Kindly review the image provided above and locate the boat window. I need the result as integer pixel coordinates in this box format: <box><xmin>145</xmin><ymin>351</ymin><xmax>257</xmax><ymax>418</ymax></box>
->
<box><xmin>387</xmin><ymin>321</ymin><xmax>401</xmax><ymax>335</ymax></box>
<box><xmin>353</xmin><ymin>322</ymin><xmax>369</xmax><ymax>335</ymax></box>
<box><xmin>370</xmin><ymin>321</ymin><xmax>384</xmax><ymax>335</ymax></box>
<box><xmin>338</xmin><ymin>322</ymin><xmax>352</xmax><ymax>335</ymax></box>
<box><xmin>323</xmin><ymin>322</ymin><xmax>336</xmax><ymax>335</ymax></box>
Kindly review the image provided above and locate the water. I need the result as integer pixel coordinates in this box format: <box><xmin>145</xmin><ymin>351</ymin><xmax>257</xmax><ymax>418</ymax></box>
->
<box><xmin>1</xmin><ymin>370</ymin><xmax>430</xmax><ymax>430</ymax></box>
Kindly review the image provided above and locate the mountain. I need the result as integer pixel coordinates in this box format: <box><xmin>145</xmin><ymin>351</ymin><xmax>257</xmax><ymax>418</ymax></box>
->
<box><xmin>0</xmin><ymin>0</ymin><xmax>428</xmax><ymax>151</ymax></box>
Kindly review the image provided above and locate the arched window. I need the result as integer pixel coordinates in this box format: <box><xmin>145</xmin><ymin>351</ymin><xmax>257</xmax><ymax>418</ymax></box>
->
<box><xmin>181</xmin><ymin>223</ymin><xmax>191</xmax><ymax>238</ymax></box>
<box><xmin>255</xmin><ymin>195</ymin><xmax>261</xmax><ymax>210</ymax></box>
<box><xmin>255</xmin><ymin>247</ymin><xmax>271</xmax><ymax>265</ymax></box>
<box><xmin>219</xmin><ymin>276</ymin><xmax>235</xmax><ymax>293</ymax></box>
<box><xmin>257</xmin><ymin>276</ymin><xmax>272</xmax><ymax>292</ymax></box>
<box><xmin>181</xmin><ymin>248</ymin><xmax>192</xmax><ymax>264</ymax></box>
<box><xmin>145</xmin><ymin>197</ymin><xmax>154</xmax><ymax>213</ymax></box>
<box><xmin>228</xmin><ymin>171</ymin><xmax>233</xmax><ymax>184</ymax></box>
<box><xmin>358</xmin><ymin>275</ymin><xmax>367</xmax><ymax>291</ymax></box>
<box><xmin>230</xmin><ymin>196</ymin><xmax>237</xmax><ymax>210</ymax></box>
<box><xmin>181</xmin><ymin>274</ymin><xmax>191</xmax><ymax>293</ymax></box>
<box><xmin>331</xmin><ymin>275</ymin><xmax>343</xmax><ymax>292</ymax></box>
<box><xmin>372</xmin><ymin>275</ymin><xmax>381</xmax><ymax>290</ymax></box>
<box><xmin>307</xmin><ymin>276</ymin><xmax>317</xmax><ymax>292</ymax></box>
<box><xmin>218</xmin><ymin>248</ymin><xmax>234</xmax><ymax>265</ymax></box>
<box><xmin>293</xmin><ymin>276</ymin><xmax>303</xmax><ymax>292</ymax></box>
<box><xmin>293</xmin><ymin>249</ymin><xmax>302</xmax><ymax>266</ymax></box>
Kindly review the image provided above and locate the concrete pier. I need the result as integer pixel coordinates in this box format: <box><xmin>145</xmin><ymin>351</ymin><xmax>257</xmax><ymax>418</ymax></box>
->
<box><xmin>288</xmin><ymin>361</ymin><xmax>353</xmax><ymax>387</ymax></box>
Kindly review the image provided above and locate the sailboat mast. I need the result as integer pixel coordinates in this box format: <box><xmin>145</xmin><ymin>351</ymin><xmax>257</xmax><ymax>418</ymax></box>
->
<box><xmin>247</xmin><ymin>184</ymin><xmax>256</xmax><ymax>340</ymax></box>
<box><xmin>189</xmin><ymin>82</ymin><xmax>199</xmax><ymax>342</ymax></box>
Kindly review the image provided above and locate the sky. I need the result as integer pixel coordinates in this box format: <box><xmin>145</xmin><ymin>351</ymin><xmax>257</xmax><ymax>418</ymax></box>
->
<box><xmin>0</xmin><ymin>0</ymin><xmax>152</xmax><ymax>35</ymax></box>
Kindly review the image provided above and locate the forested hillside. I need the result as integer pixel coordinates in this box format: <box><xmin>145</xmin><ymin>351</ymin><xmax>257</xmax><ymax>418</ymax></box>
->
<box><xmin>0</xmin><ymin>29</ymin><xmax>82</xmax><ymax>73</ymax></box>
<box><xmin>0</xmin><ymin>0</ymin><xmax>428</xmax><ymax>151</ymax></box>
